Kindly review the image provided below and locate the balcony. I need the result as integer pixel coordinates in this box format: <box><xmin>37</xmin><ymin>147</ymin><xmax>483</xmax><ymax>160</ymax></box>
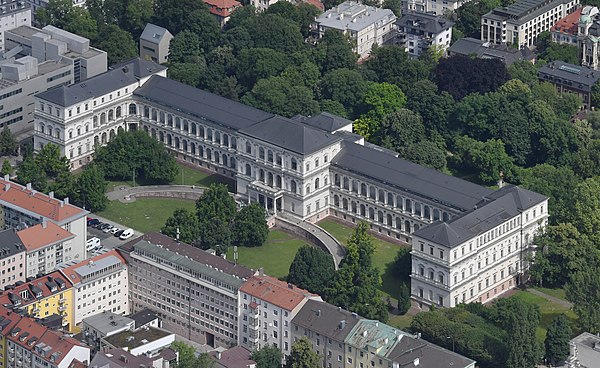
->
<box><xmin>58</xmin><ymin>298</ymin><xmax>67</xmax><ymax>304</ymax></box>
<box><xmin>58</xmin><ymin>306</ymin><xmax>67</xmax><ymax>311</ymax></box>
<box><xmin>411</xmin><ymin>273</ymin><xmax>450</xmax><ymax>290</ymax></box>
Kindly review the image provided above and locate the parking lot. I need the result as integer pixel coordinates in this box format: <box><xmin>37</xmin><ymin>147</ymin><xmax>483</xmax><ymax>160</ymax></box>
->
<box><xmin>87</xmin><ymin>215</ymin><xmax>143</xmax><ymax>250</ymax></box>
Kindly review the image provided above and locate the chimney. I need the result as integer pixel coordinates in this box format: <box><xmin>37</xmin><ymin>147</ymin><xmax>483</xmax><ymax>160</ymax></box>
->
<box><xmin>64</xmin><ymin>197</ymin><xmax>69</xmax><ymax>205</ymax></box>
<box><xmin>287</xmin><ymin>283</ymin><xmax>293</xmax><ymax>289</ymax></box>
<box><xmin>339</xmin><ymin>320</ymin><xmax>346</xmax><ymax>329</ymax></box>
<box><xmin>3</xmin><ymin>174</ymin><xmax>8</xmax><ymax>181</ymax></box>
<box><xmin>48</xmin><ymin>191</ymin><xmax>54</xmax><ymax>199</ymax></box>
<box><xmin>26</xmin><ymin>183</ymin><xmax>31</xmax><ymax>190</ymax></box>
<box><xmin>4</xmin><ymin>183</ymin><xmax>9</xmax><ymax>192</ymax></box>
<box><xmin>120</xmin><ymin>355</ymin><xmax>128</xmax><ymax>363</ymax></box>
<box><xmin>316</xmin><ymin>310</ymin><xmax>321</xmax><ymax>317</ymax></box>
<box><xmin>216</xmin><ymin>351</ymin><xmax>222</xmax><ymax>360</ymax></box>
<box><xmin>42</xmin><ymin>218</ymin><xmax>47</xmax><ymax>229</ymax></box>
<box><xmin>258</xmin><ymin>267</ymin><xmax>264</xmax><ymax>276</ymax></box>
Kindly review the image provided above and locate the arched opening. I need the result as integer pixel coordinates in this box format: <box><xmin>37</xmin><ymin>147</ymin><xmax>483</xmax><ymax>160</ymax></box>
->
<box><xmin>259</xmin><ymin>147</ymin><xmax>265</xmax><ymax>160</ymax></box>
<box><xmin>100</xmin><ymin>112</ymin><xmax>106</xmax><ymax>124</ymax></box>
<box><xmin>191</xmin><ymin>143</ymin><xmax>196</xmax><ymax>155</ymax></box>
<box><xmin>109</xmin><ymin>129</ymin><xmax>115</xmax><ymax>139</ymax></box>
<box><xmin>343</xmin><ymin>177</ymin><xmax>349</xmax><ymax>190</ymax></box>
<box><xmin>276</xmin><ymin>175</ymin><xmax>282</xmax><ymax>188</ymax></box>
<box><xmin>223</xmin><ymin>134</ymin><xmax>229</xmax><ymax>147</ymax></box>
<box><xmin>315</xmin><ymin>178</ymin><xmax>320</xmax><ymax>190</ymax></box>
<box><xmin>267</xmin><ymin>172</ymin><xmax>273</xmax><ymax>186</ymax></box>
<box><xmin>369</xmin><ymin>186</ymin><xmax>376</xmax><ymax>199</ymax></box>
<box><xmin>167</xmin><ymin>135</ymin><xmax>172</xmax><ymax>146</ymax></box>
<box><xmin>222</xmin><ymin>154</ymin><xmax>228</xmax><ymax>166</ymax></box>
<box><xmin>369</xmin><ymin>207</ymin><xmax>375</xmax><ymax>220</ymax></box>
<box><xmin>360</xmin><ymin>204</ymin><xmax>366</xmax><ymax>216</ymax></box>
<box><xmin>116</xmin><ymin>106</ymin><xmax>122</xmax><ymax>118</ymax></box>
<box><xmin>175</xmin><ymin>137</ymin><xmax>180</xmax><ymax>148</ymax></box>
<box><xmin>101</xmin><ymin>132</ymin><xmax>107</xmax><ymax>143</ymax></box>
<box><xmin>387</xmin><ymin>193</ymin><xmax>394</xmax><ymax>206</ymax></box>
<box><xmin>108</xmin><ymin>110</ymin><xmax>114</xmax><ymax>121</ymax></box>
<box><xmin>404</xmin><ymin>221</ymin><xmax>411</xmax><ymax>233</ymax></box>
<box><xmin>334</xmin><ymin>174</ymin><xmax>340</xmax><ymax>186</ymax></box>
<box><xmin>129</xmin><ymin>103</ymin><xmax>137</xmax><ymax>115</ymax></box>
<box><xmin>159</xmin><ymin>131</ymin><xmax>164</xmax><ymax>142</ymax></box>
<box><xmin>342</xmin><ymin>198</ymin><xmax>348</xmax><ymax>210</ymax></box>
<box><xmin>245</xmin><ymin>164</ymin><xmax>251</xmax><ymax>176</ymax></box>
<box><xmin>259</xmin><ymin>169</ymin><xmax>265</xmax><ymax>182</ymax></box>
<box><xmin>361</xmin><ymin>183</ymin><xmax>367</xmax><ymax>196</ymax></box>
<box><xmin>291</xmin><ymin>180</ymin><xmax>297</xmax><ymax>193</ymax></box>
<box><xmin>334</xmin><ymin>195</ymin><xmax>340</xmax><ymax>207</ymax></box>
<box><xmin>387</xmin><ymin>214</ymin><xmax>392</xmax><ymax>225</ymax></box>
<box><xmin>378</xmin><ymin>211</ymin><xmax>383</xmax><ymax>223</ymax></box>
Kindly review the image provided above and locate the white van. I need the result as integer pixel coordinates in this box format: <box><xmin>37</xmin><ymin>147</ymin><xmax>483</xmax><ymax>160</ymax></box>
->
<box><xmin>119</xmin><ymin>229</ymin><xmax>134</xmax><ymax>240</ymax></box>
<box><xmin>86</xmin><ymin>237</ymin><xmax>101</xmax><ymax>251</ymax></box>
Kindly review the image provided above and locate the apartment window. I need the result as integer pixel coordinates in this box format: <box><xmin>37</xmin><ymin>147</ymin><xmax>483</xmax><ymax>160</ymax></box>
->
<box><xmin>439</xmin><ymin>250</ymin><xmax>444</xmax><ymax>259</ymax></box>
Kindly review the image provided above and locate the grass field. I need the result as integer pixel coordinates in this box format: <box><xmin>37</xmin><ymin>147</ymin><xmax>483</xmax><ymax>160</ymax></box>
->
<box><xmin>97</xmin><ymin>197</ymin><xmax>196</xmax><ymax>233</ymax></box>
<box><xmin>512</xmin><ymin>290</ymin><xmax>578</xmax><ymax>341</ymax></box>
<box><xmin>533</xmin><ymin>287</ymin><xmax>567</xmax><ymax>300</ymax></box>
<box><xmin>107</xmin><ymin>163</ymin><xmax>234</xmax><ymax>192</ymax></box>
<box><xmin>226</xmin><ymin>230</ymin><xmax>308</xmax><ymax>278</ymax></box>
<box><xmin>317</xmin><ymin>219</ymin><xmax>408</xmax><ymax>299</ymax></box>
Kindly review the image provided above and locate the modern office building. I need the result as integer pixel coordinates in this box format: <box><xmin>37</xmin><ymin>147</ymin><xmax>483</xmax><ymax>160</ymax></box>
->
<box><xmin>538</xmin><ymin>60</ymin><xmax>600</xmax><ymax>109</ymax></box>
<box><xmin>314</xmin><ymin>2</ymin><xmax>396</xmax><ymax>58</ymax></box>
<box><xmin>122</xmin><ymin>232</ymin><xmax>256</xmax><ymax>348</ymax></box>
<box><xmin>238</xmin><ymin>275</ymin><xmax>320</xmax><ymax>354</ymax></box>
<box><xmin>139</xmin><ymin>23</ymin><xmax>173</xmax><ymax>64</ymax></box>
<box><xmin>394</xmin><ymin>11</ymin><xmax>453</xmax><ymax>58</ymax></box>
<box><xmin>59</xmin><ymin>250</ymin><xmax>129</xmax><ymax>324</ymax></box>
<box><xmin>0</xmin><ymin>229</ymin><xmax>26</xmax><ymax>289</ymax></box>
<box><xmin>81</xmin><ymin>312</ymin><xmax>135</xmax><ymax>351</ymax></box>
<box><xmin>0</xmin><ymin>0</ymin><xmax>31</xmax><ymax>51</ymax></box>
<box><xmin>481</xmin><ymin>0</ymin><xmax>579</xmax><ymax>47</ymax></box>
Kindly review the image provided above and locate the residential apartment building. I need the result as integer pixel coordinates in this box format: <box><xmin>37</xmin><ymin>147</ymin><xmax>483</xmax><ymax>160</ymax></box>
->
<box><xmin>18</xmin><ymin>220</ymin><xmax>75</xmax><ymax>278</ymax></box>
<box><xmin>551</xmin><ymin>6</ymin><xmax>582</xmax><ymax>45</ymax></box>
<box><xmin>402</xmin><ymin>0</ymin><xmax>471</xmax><ymax>16</ymax></box>
<box><xmin>394</xmin><ymin>11</ymin><xmax>453</xmax><ymax>58</ymax></box>
<box><xmin>291</xmin><ymin>300</ymin><xmax>361</xmax><ymax>368</ymax></box>
<box><xmin>577</xmin><ymin>6</ymin><xmax>600</xmax><ymax>69</ymax></box>
<box><xmin>81</xmin><ymin>312</ymin><xmax>135</xmax><ymax>351</ymax></box>
<box><xmin>122</xmin><ymin>232</ymin><xmax>256</xmax><ymax>348</ymax></box>
<box><xmin>481</xmin><ymin>0</ymin><xmax>579</xmax><ymax>47</ymax></box>
<box><xmin>314</xmin><ymin>2</ymin><xmax>397</xmax><ymax>58</ymax></box>
<box><xmin>0</xmin><ymin>229</ymin><xmax>25</xmax><ymax>289</ymax></box>
<box><xmin>0</xmin><ymin>177</ymin><xmax>88</xmax><ymax>269</ymax></box>
<box><xmin>238</xmin><ymin>275</ymin><xmax>320</xmax><ymax>354</ymax></box>
<box><xmin>538</xmin><ymin>60</ymin><xmax>600</xmax><ymax>109</ymax></box>
<box><xmin>0</xmin><ymin>0</ymin><xmax>30</xmax><ymax>51</ymax></box>
<box><xmin>1</xmin><ymin>24</ymin><xmax>106</xmax><ymax>136</ymax></box>
<box><xmin>59</xmin><ymin>249</ymin><xmax>129</xmax><ymax>324</ymax></box>
<box><xmin>411</xmin><ymin>185</ymin><xmax>548</xmax><ymax>308</ymax></box>
<box><xmin>25</xmin><ymin>0</ymin><xmax>85</xmax><ymax>13</ymax></box>
<box><xmin>5</xmin><ymin>25</ymin><xmax>107</xmax><ymax>83</ymax></box>
<box><xmin>4</xmin><ymin>315</ymin><xmax>90</xmax><ymax>368</ymax></box>
<box><xmin>34</xmin><ymin>58</ymin><xmax>167</xmax><ymax>169</ymax></box>
<box><xmin>0</xmin><ymin>272</ymin><xmax>75</xmax><ymax>331</ymax></box>
<box><xmin>139</xmin><ymin>23</ymin><xmax>173</xmax><ymax>64</ymax></box>
<box><xmin>203</xmin><ymin>0</ymin><xmax>242</xmax><ymax>26</ymax></box>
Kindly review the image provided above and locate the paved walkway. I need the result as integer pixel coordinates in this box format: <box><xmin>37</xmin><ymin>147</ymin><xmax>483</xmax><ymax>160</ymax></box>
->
<box><xmin>104</xmin><ymin>185</ymin><xmax>347</xmax><ymax>267</ymax></box>
<box><xmin>527</xmin><ymin>288</ymin><xmax>573</xmax><ymax>309</ymax></box>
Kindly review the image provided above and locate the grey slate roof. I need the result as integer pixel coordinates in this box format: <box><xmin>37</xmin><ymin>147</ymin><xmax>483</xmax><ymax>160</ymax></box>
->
<box><xmin>448</xmin><ymin>37</ymin><xmax>535</xmax><ymax>65</ymax></box>
<box><xmin>293</xmin><ymin>112</ymin><xmax>354</xmax><ymax>133</ymax></box>
<box><xmin>413</xmin><ymin>185</ymin><xmax>548</xmax><ymax>247</ymax></box>
<box><xmin>485</xmin><ymin>0</ymin><xmax>571</xmax><ymax>24</ymax></box>
<box><xmin>292</xmin><ymin>300</ymin><xmax>361</xmax><ymax>341</ymax></box>
<box><xmin>315</xmin><ymin>1</ymin><xmax>396</xmax><ymax>32</ymax></box>
<box><xmin>386</xmin><ymin>336</ymin><xmax>475</xmax><ymax>368</ymax></box>
<box><xmin>539</xmin><ymin>60</ymin><xmax>600</xmax><ymax>91</ymax></box>
<box><xmin>0</xmin><ymin>229</ymin><xmax>25</xmax><ymax>260</ymax></box>
<box><xmin>239</xmin><ymin>116</ymin><xmax>343</xmax><ymax>155</ymax></box>
<box><xmin>396</xmin><ymin>12</ymin><xmax>453</xmax><ymax>34</ymax></box>
<box><xmin>140</xmin><ymin>23</ymin><xmax>172</xmax><ymax>44</ymax></box>
<box><xmin>331</xmin><ymin>142</ymin><xmax>493</xmax><ymax>211</ymax></box>
<box><xmin>134</xmin><ymin>76</ymin><xmax>274</xmax><ymax>131</ymax></box>
<box><xmin>109</xmin><ymin>58</ymin><xmax>167</xmax><ymax>78</ymax></box>
<box><xmin>570</xmin><ymin>332</ymin><xmax>600</xmax><ymax>368</ymax></box>
<box><xmin>36</xmin><ymin>64</ymin><xmax>138</xmax><ymax>106</ymax></box>
<box><xmin>128</xmin><ymin>309</ymin><xmax>158</xmax><ymax>329</ymax></box>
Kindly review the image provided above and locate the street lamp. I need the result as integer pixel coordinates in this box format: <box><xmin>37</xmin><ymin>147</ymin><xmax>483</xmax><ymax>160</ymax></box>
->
<box><xmin>446</xmin><ymin>336</ymin><xmax>455</xmax><ymax>352</ymax></box>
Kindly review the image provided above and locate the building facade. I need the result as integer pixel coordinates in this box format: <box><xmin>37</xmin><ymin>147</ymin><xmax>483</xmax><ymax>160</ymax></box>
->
<box><xmin>394</xmin><ymin>11</ymin><xmax>453</xmax><ymax>58</ymax></box>
<box><xmin>538</xmin><ymin>60</ymin><xmax>600</xmax><ymax>109</ymax></box>
<box><xmin>0</xmin><ymin>229</ymin><xmax>25</xmax><ymax>289</ymax></box>
<box><xmin>481</xmin><ymin>0</ymin><xmax>579</xmax><ymax>47</ymax></box>
<box><xmin>122</xmin><ymin>232</ymin><xmax>256</xmax><ymax>348</ymax></box>
<box><xmin>577</xmin><ymin>6</ymin><xmax>600</xmax><ymax>69</ymax></box>
<box><xmin>34</xmin><ymin>58</ymin><xmax>166</xmax><ymax>169</ymax></box>
<box><xmin>402</xmin><ymin>0</ymin><xmax>471</xmax><ymax>16</ymax></box>
<box><xmin>0</xmin><ymin>272</ymin><xmax>75</xmax><ymax>331</ymax></box>
<box><xmin>238</xmin><ymin>275</ymin><xmax>320</xmax><ymax>354</ymax></box>
<box><xmin>203</xmin><ymin>0</ymin><xmax>242</xmax><ymax>26</ymax></box>
<box><xmin>0</xmin><ymin>0</ymin><xmax>31</xmax><ymax>51</ymax></box>
<box><xmin>410</xmin><ymin>185</ymin><xmax>548</xmax><ymax>308</ymax></box>
<box><xmin>314</xmin><ymin>2</ymin><xmax>397</xmax><ymax>58</ymax></box>
<box><xmin>139</xmin><ymin>23</ymin><xmax>173</xmax><ymax>64</ymax></box>
<box><xmin>59</xmin><ymin>250</ymin><xmax>129</xmax><ymax>325</ymax></box>
<box><xmin>551</xmin><ymin>6</ymin><xmax>582</xmax><ymax>45</ymax></box>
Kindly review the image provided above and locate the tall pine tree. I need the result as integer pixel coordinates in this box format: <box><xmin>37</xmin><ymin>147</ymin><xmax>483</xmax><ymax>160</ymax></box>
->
<box><xmin>544</xmin><ymin>314</ymin><xmax>571</xmax><ymax>365</ymax></box>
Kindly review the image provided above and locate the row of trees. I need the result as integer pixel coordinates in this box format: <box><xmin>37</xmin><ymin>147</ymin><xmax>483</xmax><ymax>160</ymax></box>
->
<box><xmin>161</xmin><ymin>183</ymin><xmax>269</xmax><ymax>253</ymax></box>
<box><xmin>411</xmin><ymin>297</ymin><xmax>571</xmax><ymax>368</ymax></box>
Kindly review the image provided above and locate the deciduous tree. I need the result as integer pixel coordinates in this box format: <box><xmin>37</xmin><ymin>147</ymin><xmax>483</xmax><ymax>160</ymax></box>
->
<box><xmin>544</xmin><ymin>314</ymin><xmax>571</xmax><ymax>365</ymax></box>
<box><xmin>75</xmin><ymin>164</ymin><xmax>108</xmax><ymax>212</ymax></box>
<box><xmin>231</xmin><ymin>203</ymin><xmax>269</xmax><ymax>247</ymax></box>
<box><xmin>162</xmin><ymin>208</ymin><xmax>201</xmax><ymax>244</ymax></box>
<box><xmin>288</xmin><ymin>245</ymin><xmax>335</xmax><ymax>295</ymax></box>
<box><xmin>285</xmin><ymin>337</ymin><xmax>319</xmax><ymax>368</ymax></box>
<box><xmin>0</xmin><ymin>127</ymin><xmax>17</xmax><ymax>156</ymax></box>
<box><xmin>250</xmin><ymin>345</ymin><xmax>282</xmax><ymax>368</ymax></box>
<box><xmin>94</xmin><ymin>25</ymin><xmax>138</xmax><ymax>65</ymax></box>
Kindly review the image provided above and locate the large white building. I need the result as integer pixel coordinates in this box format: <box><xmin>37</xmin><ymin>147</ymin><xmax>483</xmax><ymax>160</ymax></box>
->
<box><xmin>314</xmin><ymin>1</ymin><xmax>396</xmax><ymax>58</ymax></box>
<box><xmin>403</xmin><ymin>0</ymin><xmax>471</xmax><ymax>16</ymax></box>
<box><xmin>481</xmin><ymin>0</ymin><xmax>579</xmax><ymax>48</ymax></box>
<box><xmin>60</xmin><ymin>250</ymin><xmax>129</xmax><ymax>325</ymax></box>
<box><xmin>394</xmin><ymin>11</ymin><xmax>453</xmax><ymax>58</ymax></box>
<box><xmin>238</xmin><ymin>275</ymin><xmax>320</xmax><ymax>354</ymax></box>
<box><xmin>32</xmin><ymin>58</ymin><xmax>547</xmax><ymax>307</ymax></box>
<box><xmin>411</xmin><ymin>185</ymin><xmax>548</xmax><ymax>308</ymax></box>
<box><xmin>0</xmin><ymin>0</ymin><xmax>31</xmax><ymax>51</ymax></box>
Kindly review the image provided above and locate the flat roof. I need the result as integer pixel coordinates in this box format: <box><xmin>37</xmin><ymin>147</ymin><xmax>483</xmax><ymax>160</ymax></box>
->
<box><xmin>82</xmin><ymin>312</ymin><xmax>133</xmax><ymax>335</ymax></box>
<box><xmin>103</xmin><ymin>327</ymin><xmax>171</xmax><ymax>349</ymax></box>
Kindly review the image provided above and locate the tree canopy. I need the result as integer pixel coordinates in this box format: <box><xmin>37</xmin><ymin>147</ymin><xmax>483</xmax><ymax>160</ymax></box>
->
<box><xmin>288</xmin><ymin>245</ymin><xmax>336</xmax><ymax>295</ymax></box>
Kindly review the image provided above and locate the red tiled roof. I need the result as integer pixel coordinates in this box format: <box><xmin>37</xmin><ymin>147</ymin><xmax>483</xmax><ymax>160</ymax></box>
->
<box><xmin>551</xmin><ymin>7</ymin><xmax>582</xmax><ymax>35</ymax></box>
<box><xmin>240</xmin><ymin>275</ymin><xmax>317</xmax><ymax>311</ymax></box>
<box><xmin>0</xmin><ymin>271</ymin><xmax>73</xmax><ymax>307</ymax></box>
<box><xmin>17</xmin><ymin>221</ymin><xmax>74</xmax><ymax>252</ymax></box>
<box><xmin>59</xmin><ymin>249</ymin><xmax>126</xmax><ymax>285</ymax></box>
<box><xmin>203</xmin><ymin>0</ymin><xmax>241</xmax><ymax>18</ymax></box>
<box><xmin>303</xmin><ymin>0</ymin><xmax>324</xmax><ymax>11</ymax></box>
<box><xmin>0</xmin><ymin>305</ymin><xmax>25</xmax><ymax>336</ymax></box>
<box><xmin>210</xmin><ymin>346</ymin><xmax>256</xmax><ymax>368</ymax></box>
<box><xmin>0</xmin><ymin>179</ymin><xmax>86</xmax><ymax>223</ymax></box>
<box><xmin>35</xmin><ymin>328</ymin><xmax>86</xmax><ymax>364</ymax></box>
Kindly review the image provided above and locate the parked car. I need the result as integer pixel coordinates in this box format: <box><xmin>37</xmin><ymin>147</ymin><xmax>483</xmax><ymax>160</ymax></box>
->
<box><xmin>99</xmin><ymin>223</ymin><xmax>112</xmax><ymax>231</ymax></box>
<box><xmin>87</xmin><ymin>219</ymin><xmax>100</xmax><ymax>227</ymax></box>
<box><xmin>114</xmin><ymin>229</ymin><xmax>125</xmax><ymax>237</ymax></box>
<box><xmin>109</xmin><ymin>227</ymin><xmax>121</xmax><ymax>234</ymax></box>
<box><xmin>119</xmin><ymin>229</ymin><xmax>134</xmax><ymax>240</ymax></box>
<box><xmin>93</xmin><ymin>222</ymin><xmax>105</xmax><ymax>229</ymax></box>
<box><xmin>102</xmin><ymin>225</ymin><xmax>114</xmax><ymax>233</ymax></box>
<box><xmin>86</xmin><ymin>237</ymin><xmax>101</xmax><ymax>252</ymax></box>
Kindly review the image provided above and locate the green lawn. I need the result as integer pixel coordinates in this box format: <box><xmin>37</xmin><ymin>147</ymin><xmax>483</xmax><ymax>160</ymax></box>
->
<box><xmin>106</xmin><ymin>163</ymin><xmax>235</xmax><ymax>192</ymax></box>
<box><xmin>387</xmin><ymin>314</ymin><xmax>414</xmax><ymax>330</ymax></box>
<box><xmin>226</xmin><ymin>230</ymin><xmax>308</xmax><ymax>278</ymax></box>
<box><xmin>96</xmin><ymin>197</ymin><xmax>196</xmax><ymax>233</ymax></box>
<box><xmin>533</xmin><ymin>287</ymin><xmax>567</xmax><ymax>300</ymax></box>
<box><xmin>317</xmin><ymin>219</ymin><xmax>408</xmax><ymax>299</ymax></box>
<box><xmin>512</xmin><ymin>290</ymin><xmax>578</xmax><ymax>341</ymax></box>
